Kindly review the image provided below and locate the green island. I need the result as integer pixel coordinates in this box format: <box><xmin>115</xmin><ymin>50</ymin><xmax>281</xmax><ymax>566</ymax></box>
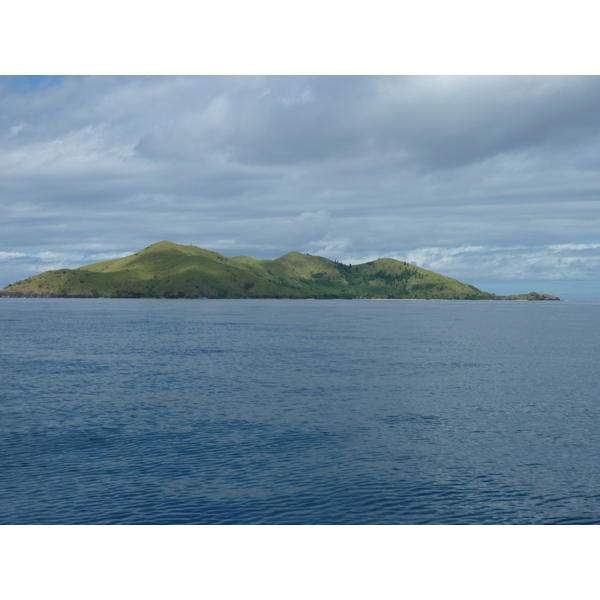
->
<box><xmin>0</xmin><ymin>241</ymin><xmax>560</xmax><ymax>300</ymax></box>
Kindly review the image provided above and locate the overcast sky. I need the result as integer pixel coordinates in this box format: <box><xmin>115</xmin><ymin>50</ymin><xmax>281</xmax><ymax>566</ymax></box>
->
<box><xmin>1</xmin><ymin>75</ymin><xmax>600</xmax><ymax>299</ymax></box>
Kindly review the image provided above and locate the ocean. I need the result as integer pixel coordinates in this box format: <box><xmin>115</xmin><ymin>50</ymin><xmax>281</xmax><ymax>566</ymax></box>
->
<box><xmin>1</xmin><ymin>298</ymin><xmax>599</xmax><ymax>524</ymax></box>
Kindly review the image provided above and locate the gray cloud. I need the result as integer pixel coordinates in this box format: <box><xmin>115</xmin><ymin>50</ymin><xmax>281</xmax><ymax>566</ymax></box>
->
<box><xmin>1</xmin><ymin>76</ymin><xmax>600</xmax><ymax>299</ymax></box>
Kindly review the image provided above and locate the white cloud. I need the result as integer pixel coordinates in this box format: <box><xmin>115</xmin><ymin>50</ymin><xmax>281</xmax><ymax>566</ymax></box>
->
<box><xmin>548</xmin><ymin>243</ymin><xmax>600</xmax><ymax>252</ymax></box>
<box><xmin>0</xmin><ymin>250</ymin><xmax>132</xmax><ymax>287</ymax></box>
<box><xmin>0</xmin><ymin>251</ymin><xmax>27</xmax><ymax>260</ymax></box>
<box><xmin>382</xmin><ymin>243</ymin><xmax>600</xmax><ymax>283</ymax></box>
<box><xmin>9</xmin><ymin>123</ymin><xmax>24</xmax><ymax>136</ymax></box>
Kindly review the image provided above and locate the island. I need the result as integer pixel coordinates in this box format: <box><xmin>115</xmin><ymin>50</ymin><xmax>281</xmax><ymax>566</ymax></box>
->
<box><xmin>0</xmin><ymin>241</ymin><xmax>560</xmax><ymax>301</ymax></box>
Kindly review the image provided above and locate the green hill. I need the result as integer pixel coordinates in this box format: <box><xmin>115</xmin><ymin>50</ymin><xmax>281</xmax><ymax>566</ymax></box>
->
<box><xmin>0</xmin><ymin>241</ymin><xmax>558</xmax><ymax>300</ymax></box>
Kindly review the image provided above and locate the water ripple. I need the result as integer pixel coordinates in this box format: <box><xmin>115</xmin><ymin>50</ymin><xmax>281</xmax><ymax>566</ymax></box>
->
<box><xmin>2</xmin><ymin>299</ymin><xmax>600</xmax><ymax>523</ymax></box>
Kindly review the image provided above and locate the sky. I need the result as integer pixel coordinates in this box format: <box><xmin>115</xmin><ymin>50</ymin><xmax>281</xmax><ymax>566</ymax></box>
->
<box><xmin>1</xmin><ymin>74</ymin><xmax>600</xmax><ymax>299</ymax></box>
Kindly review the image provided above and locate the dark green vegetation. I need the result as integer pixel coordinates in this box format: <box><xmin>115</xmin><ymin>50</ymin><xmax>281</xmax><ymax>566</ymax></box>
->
<box><xmin>502</xmin><ymin>292</ymin><xmax>561</xmax><ymax>301</ymax></box>
<box><xmin>0</xmin><ymin>241</ymin><xmax>560</xmax><ymax>300</ymax></box>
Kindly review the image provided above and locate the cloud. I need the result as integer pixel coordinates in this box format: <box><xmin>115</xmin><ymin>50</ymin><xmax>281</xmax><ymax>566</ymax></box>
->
<box><xmin>0</xmin><ymin>250</ymin><xmax>131</xmax><ymax>287</ymax></box>
<box><xmin>389</xmin><ymin>243</ymin><xmax>600</xmax><ymax>283</ymax></box>
<box><xmin>0</xmin><ymin>251</ymin><xmax>27</xmax><ymax>261</ymax></box>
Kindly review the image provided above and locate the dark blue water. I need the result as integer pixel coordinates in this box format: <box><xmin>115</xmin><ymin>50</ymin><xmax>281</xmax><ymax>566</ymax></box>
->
<box><xmin>1</xmin><ymin>298</ymin><xmax>600</xmax><ymax>524</ymax></box>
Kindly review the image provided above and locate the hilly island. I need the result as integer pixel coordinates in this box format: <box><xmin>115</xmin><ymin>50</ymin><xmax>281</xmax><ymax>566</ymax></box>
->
<box><xmin>0</xmin><ymin>241</ymin><xmax>559</xmax><ymax>301</ymax></box>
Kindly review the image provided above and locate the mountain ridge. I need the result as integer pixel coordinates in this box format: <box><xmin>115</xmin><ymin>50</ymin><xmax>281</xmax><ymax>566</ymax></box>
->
<box><xmin>0</xmin><ymin>241</ymin><xmax>560</xmax><ymax>300</ymax></box>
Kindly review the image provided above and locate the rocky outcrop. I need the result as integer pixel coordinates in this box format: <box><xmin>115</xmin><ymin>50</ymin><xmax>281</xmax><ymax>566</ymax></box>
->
<box><xmin>526</xmin><ymin>292</ymin><xmax>560</xmax><ymax>301</ymax></box>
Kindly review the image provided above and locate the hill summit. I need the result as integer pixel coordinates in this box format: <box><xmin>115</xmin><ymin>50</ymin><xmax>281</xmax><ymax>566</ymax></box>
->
<box><xmin>0</xmin><ymin>241</ymin><xmax>559</xmax><ymax>300</ymax></box>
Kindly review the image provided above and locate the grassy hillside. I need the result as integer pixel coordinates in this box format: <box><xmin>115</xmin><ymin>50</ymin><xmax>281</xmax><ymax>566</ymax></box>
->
<box><xmin>0</xmin><ymin>241</ymin><xmax>555</xmax><ymax>300</ymax></box>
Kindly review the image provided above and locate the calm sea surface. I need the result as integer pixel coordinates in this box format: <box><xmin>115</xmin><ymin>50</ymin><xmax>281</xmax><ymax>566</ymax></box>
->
<box><xmin>1</xmin><ymin>298</ymin><xmax>599</xmax><ymax>524</ymax></box>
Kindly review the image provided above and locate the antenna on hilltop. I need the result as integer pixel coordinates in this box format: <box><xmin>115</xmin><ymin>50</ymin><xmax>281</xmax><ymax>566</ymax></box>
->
<box><xmin>187</xmin><ymin>243</ymin><xmax>193</xmax><ymax>256</ymax></box>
